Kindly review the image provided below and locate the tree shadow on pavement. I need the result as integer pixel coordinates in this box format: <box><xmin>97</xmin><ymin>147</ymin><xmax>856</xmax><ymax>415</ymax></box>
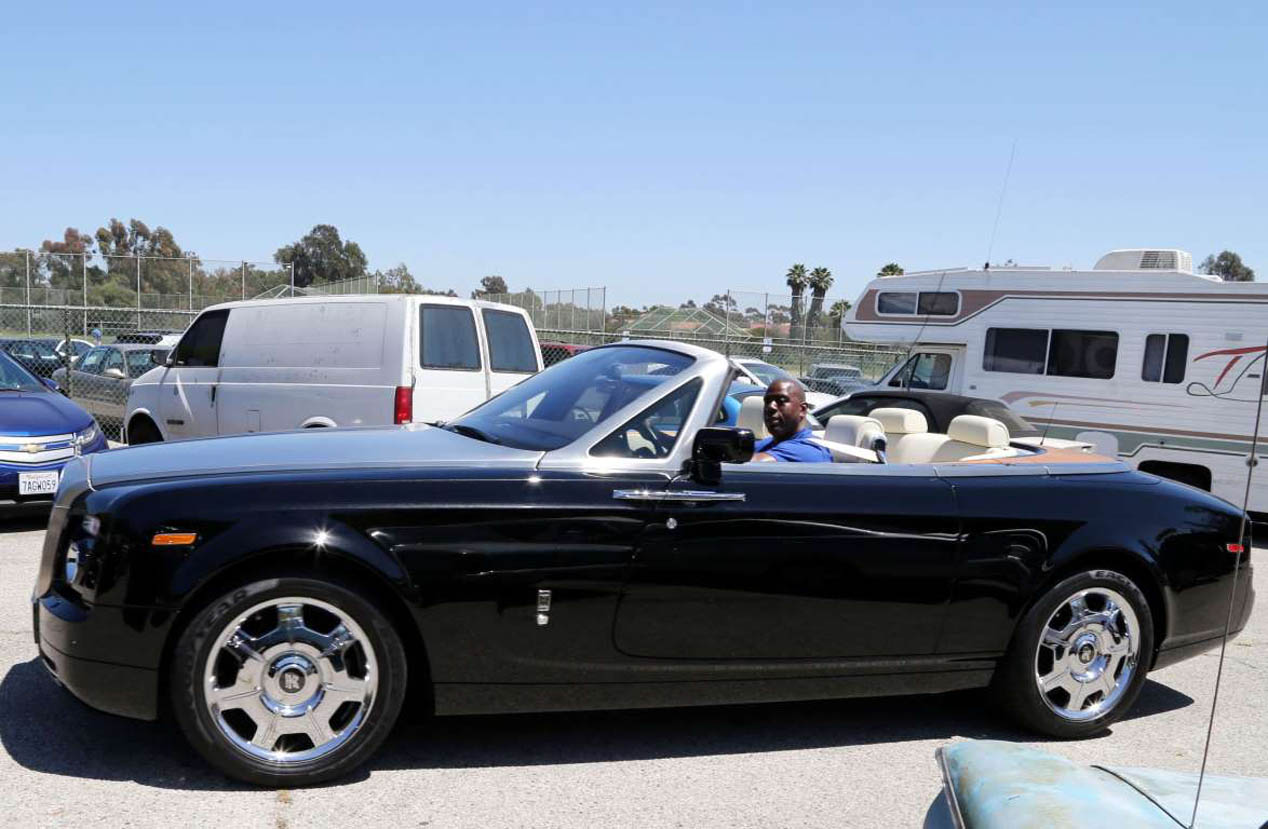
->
<box><xmin>0</xmin><ymin>656</ymin><xmax>1193</xmax><ymax>789</ymax></box>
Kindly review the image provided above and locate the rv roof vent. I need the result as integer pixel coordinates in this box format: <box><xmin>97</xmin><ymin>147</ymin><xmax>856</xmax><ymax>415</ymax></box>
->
<box><xmin>1093</xmin><ymin>249</ymin><xmax>1193</xmax><ymax>273</ymax></box>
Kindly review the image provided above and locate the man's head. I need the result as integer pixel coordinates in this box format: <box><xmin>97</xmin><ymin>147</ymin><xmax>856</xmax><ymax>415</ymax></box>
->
<box><xmin>763</xmin><ymin>379</ymin><xmax>809</xmax><ymax>441</ymax></box>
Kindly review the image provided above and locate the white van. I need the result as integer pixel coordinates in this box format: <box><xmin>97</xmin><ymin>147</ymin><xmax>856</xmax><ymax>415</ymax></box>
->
<box><xmin>843</xmin><ymin>248</ymin><xmax>1268</xmax><ymax>517</ymax></box>
<box><xmin>124</xmin><ymin>294</ymin><xmax>542</xmax><ymax>443</ymax></box>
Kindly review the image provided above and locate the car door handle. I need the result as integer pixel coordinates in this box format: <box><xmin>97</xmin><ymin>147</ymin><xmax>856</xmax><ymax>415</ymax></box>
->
<box><xmin>612</xmin><ymin>489</ymin><xmax>746</xmax><ymax>503</ymax></box>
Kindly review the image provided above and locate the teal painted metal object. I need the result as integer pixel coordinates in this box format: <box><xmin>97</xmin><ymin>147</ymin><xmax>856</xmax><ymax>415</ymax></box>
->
<box><xmin>929</xmin><ymin>740</ymin><xmax>1268</xmax><ymax>828</ymax></box>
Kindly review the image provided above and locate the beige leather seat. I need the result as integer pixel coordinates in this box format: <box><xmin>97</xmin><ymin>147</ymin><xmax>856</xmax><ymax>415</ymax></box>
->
<box><xmin>869</xmin><ymin>407</ymin><xmax>929</xmax><ymax>462</ymax></box>
<box><xmin>884</xmin><ymin>412</ymin><xmax>1015</xmax><ymax>463</ymax></box>
<box><xmin>737</xmin><ymin>395</ymin><xmax>768</xmax><ymax>439</ymax></box>
<box><xmin>824</xmin><ymin>415</ymin><xmax>885</xmax><ymax>449</ymax></box>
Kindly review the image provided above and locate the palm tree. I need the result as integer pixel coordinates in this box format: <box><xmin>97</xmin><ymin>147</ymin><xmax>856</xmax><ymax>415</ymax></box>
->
<box><xmin>806</xmin><ymin>266</ymin><xmax>833</xmax><ymax>335</ymax></box>
<box><xmin>785</xmin><ymin>263</ymin><xmax>808</xmax><ymax>340</ymax></box>
<box><xmin>828</xmin><ymin>298</ymin><xmax>852</xmax><ymax>329</ymax></box>
<box><xmin>877</xmin><ymin>263</ymin><xmax>904</xmax><ymax>277</ymax></box>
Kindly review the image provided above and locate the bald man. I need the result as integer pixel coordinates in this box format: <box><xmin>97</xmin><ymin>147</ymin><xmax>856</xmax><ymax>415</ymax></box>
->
<box><xmin>752</xmin><ymin>379</ymin><xmax>832</xmax><ymax>463</ymax></box>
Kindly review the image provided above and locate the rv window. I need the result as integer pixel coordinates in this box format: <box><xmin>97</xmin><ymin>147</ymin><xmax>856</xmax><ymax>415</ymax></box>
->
<box><xmin>877</xmin><ymin>292</ymin><xmax>917</xmax><ymax>314</ymax></box>
<box><xmin>984</xmin><ymin>328</ymin><xmax>1047</xmax><ymax>374</ymax></box>
<box><xmin>1163</xmin><ymin>334</ymin><xmax>1188</xmax><ymax>383</ymax></box>
<box><xmin>482</xmin><ymin>309</ymin><xmax>537</xmax><ymax>373</ymax></box>
<box><xmin>1142</xmin><ymin>334</ymin><xmax>1165</xmax><ymax>382</ymax></box>
<box><xmin>917</xmin><ymin>292</ymin><xmax>959</xmax><ymax>316</ymax></box>
<box><xmin>420</xmin><ymin>306</ymin><xmax>481</xmax><ymax>370</ymax></box>
<box><xmin>1047</xmin><ymin>330</ymin><xmax>1117</xmax><ymax>379</ymax></box>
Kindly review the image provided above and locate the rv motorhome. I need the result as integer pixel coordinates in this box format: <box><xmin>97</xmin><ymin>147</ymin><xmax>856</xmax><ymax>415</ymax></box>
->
<box><xmin>843</xmin><ymin>249</ymin><xmax>1268</xmax><ymax>518</ymax></box>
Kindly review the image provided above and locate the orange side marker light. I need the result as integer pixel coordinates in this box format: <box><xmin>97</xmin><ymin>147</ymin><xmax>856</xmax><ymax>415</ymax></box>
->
<box><xmin>152</xmin><ymin>532</ymin><xmax>198</xmax><ymax>546</ymax></box>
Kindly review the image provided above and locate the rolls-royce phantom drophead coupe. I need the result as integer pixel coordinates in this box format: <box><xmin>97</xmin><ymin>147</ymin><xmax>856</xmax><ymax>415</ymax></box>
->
<box><xmin>33</xmin><ymin>340</ymin><xmax>1254</xmax><ymax>786</ymax></box>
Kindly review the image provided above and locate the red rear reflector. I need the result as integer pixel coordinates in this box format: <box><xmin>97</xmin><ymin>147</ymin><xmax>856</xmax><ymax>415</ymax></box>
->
<box><xmin>152</xmin><ymin>532</ymin><xmax>197</xmax><ymax>546</ymax></box>
<box><xmin>1227</xmin><ymin>543</ymin><xmax>1245</xmax><ymax>554</ymax></box>
<box><xmin>394</xmin><ymin>386</ymin><xmax>413</xmax><ymax>424</ymax></box>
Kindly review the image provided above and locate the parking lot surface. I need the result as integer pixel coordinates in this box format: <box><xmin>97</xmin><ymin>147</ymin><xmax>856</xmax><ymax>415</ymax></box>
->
<box><xmin>2</xmin><ymin>512</ymin><xmax>1264</xmax><ymax>827</ymax></box>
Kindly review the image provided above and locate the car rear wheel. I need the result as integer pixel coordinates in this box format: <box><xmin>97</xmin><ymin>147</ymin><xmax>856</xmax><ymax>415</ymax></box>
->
<box><xmin>170</xmin><ymin>577</ymin><xmax>407</xmax><ymax>786</ymax></box>
<box><xmin>995</xmin><ymin>569</ymin><xmax>1153</xmax><ymax>738</ymax></box>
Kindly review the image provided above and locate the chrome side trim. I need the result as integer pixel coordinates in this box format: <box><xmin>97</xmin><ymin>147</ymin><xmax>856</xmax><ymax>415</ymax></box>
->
<box><xmin>613</xmin><ymin>489</ymin><xmax>746</xmax><ymax>502</ymax></box>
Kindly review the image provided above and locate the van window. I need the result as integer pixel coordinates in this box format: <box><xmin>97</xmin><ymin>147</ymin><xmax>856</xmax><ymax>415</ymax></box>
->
<box><xmin>984</xmin><ymin>328</ymin><xmax>1047</xmax><ymax>374</ymax></box>
<box><xmin>1143</xmin><ymin>333</ymin><xmax>1188</xmax><ymax>383</ymax></box>
<box><xmin>481</xmin><ymin>309</ymin><xmax>537</xmax><ymax>372</ymax></box>
<box><xmin>173</xmin><ymin>309</ymin><xmax>229</xmax><ymax>367</ymax></box>
<box><xmin>917</xmin><ymin>292</ymin><xmax>959</xmax><ymax>315</ymax></box>
<box><xmin>420</xmin><ymin>306</ymin><xmax>480</xmax><ymax>370</ymax></box>
<box><xmin>1047</xmin><ymin>330</ymin><xmax>1117</xmax><ymax>379</ymax></box>
<box><xmin>877</xmin><ymin>293</ymin><xmax>917</xmax><ymax>314</ymax></box>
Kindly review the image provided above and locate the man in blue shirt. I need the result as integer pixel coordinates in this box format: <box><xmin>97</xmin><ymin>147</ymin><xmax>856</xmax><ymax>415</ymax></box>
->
<box><xmin>752</xmin><ymin>380</ymin><xmax>832</xmax><ymax>463</ymax></box>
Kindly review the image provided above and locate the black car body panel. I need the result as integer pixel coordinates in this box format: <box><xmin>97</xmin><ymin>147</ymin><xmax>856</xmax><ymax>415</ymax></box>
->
<box><xmin>32</xmin><ymin>342</ymin><xmax>1255</xmax><ymax>724</ymax></box>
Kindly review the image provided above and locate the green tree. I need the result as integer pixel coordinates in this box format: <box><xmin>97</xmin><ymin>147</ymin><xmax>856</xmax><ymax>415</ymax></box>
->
<box><xmin>828</xmin><ymin>298</ymin><xmax>853</xmax><ymax>329</ymax></box>
<box><xmin>1199</xmin><ymin>250</ymin><xmax>1255</xmax><ymax>282</ymax></box>
<box><xmin>38</xmin><ymin>228</ymin><xmax>94</xmax><ymax>292</ymax></box>
<box><xmin>273</xmin><ymin>224</ymin><xmax>368</xmax><ymax>288</ymax></box>
<box><xmin>376</xmin><ymin>263</ymin><xmax>421</xmax><ymax>294</ymax></box>
<box><xmin>472</xmin><ymin>275</ymin><xmax>509</xmax><ymax>298</ymax></box>
<box><xmin>785</xmin><ymin>264</ymin><xmax>808</xmax><ymax>340</ymax></box>
<box><xmin>877</xmin><ymin>263</ymin><xmax>904</xmax><ymax>277</ymax></box>
<box><xmin>806</xmin><ymin>266</ymin><xmax>833</xmax><ymax>332</ymax></box>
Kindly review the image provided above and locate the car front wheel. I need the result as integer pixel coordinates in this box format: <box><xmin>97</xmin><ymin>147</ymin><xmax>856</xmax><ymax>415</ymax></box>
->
<box><xmin>170</xmin><ymin>577</ymin><xmax>407</xmax><ymax>786</ymax></box>
<box><xmin>996</xmin><ymin>569</ymin><xmax>1153</xmax><ymax>738</ymax></box>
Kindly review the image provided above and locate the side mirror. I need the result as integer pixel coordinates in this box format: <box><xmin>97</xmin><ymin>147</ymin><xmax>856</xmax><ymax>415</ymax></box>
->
<box><xmin>688</xmin><ymin>426</ymin><xmax>755</xmax><ymax>485</ymax></box>
<box><xmin>104</xmin><ymin>367</ymin><xmax>126</xmax><ymax>380</ymax></box>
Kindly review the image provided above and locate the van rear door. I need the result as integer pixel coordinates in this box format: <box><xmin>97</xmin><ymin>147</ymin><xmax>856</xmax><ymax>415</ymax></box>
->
<box><xmin>413</xmin><ymin>304</ymin><xmax>488</xmax><ymax>422</ymax></box>
<box><xmin>480</xmin><ymin>307</ymin><xmax>541</xmax><ymax>397</ymax></box>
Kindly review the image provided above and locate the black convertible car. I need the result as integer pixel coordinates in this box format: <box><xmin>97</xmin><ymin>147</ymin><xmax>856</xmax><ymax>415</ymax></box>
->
<box><xmin>33</xmin><ymin>341</ymin><xmax>1254</xmax><ymax>786</ymax></box>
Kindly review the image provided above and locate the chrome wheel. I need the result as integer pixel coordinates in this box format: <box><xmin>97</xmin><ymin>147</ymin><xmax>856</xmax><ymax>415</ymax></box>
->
<box><xmin>1034</xmin><ymin>587</ymin><xmax>1139</xmax><ymax>722</ymax></box>
<box><xmin>202</xmin><ymin>596</ymin><xmax>378</xmax><ymax>764</ymax></box>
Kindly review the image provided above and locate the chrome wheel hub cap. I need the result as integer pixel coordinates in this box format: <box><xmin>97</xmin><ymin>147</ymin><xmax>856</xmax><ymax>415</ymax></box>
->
<box><xmin>1034</xmin><ymin>587</ymin><xmax>1139</xmax><ymax>722</ymax></box>
<box><xmin>202</xmin><ymin>597</ymin><xmax>378</xmax><ymax>764</ymax></box>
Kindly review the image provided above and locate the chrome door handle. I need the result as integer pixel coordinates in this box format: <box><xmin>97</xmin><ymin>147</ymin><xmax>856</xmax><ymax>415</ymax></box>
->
<box><xmin>612</xmin><ymin>489</ymin><xmax>746</xmax><ymax>503</ymax></box>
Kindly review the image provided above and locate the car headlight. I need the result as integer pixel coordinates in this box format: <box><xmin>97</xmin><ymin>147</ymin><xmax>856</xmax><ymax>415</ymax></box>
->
<box><xmin>73</xmin><ymin>424</ymin><xmax>98</xmax><ymax>446</ymax></box>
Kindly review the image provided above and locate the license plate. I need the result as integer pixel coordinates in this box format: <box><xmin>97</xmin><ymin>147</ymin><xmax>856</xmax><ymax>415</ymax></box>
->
<box><xmin>18</xmin><ymin>471</ymin><xmax>60</xmax><ymax>496</ymax></box>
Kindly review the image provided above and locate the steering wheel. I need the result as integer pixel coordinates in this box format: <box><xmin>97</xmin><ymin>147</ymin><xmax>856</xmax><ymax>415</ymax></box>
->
<box><xmin>634</xmin><ymin>421</ymin><xmax>672</xmax><ymax>457</ymax></box>
<box><xmin>569</xmin><ymin>406</ymin><xmax>595</xmax><ymax>424</ymax></box>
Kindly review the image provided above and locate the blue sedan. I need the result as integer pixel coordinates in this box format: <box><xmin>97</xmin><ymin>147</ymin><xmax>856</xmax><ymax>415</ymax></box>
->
<box><xmin>0</xmin><ymin>351</ymin><xmax>108</xmax><ymax>505</ymax></box>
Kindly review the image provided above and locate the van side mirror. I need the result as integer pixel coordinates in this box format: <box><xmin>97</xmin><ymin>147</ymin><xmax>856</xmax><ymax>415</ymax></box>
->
<box><xmin>688</xmin><ymin>427</ymin><xmax>755</xmax><ymax>485</ymax></box>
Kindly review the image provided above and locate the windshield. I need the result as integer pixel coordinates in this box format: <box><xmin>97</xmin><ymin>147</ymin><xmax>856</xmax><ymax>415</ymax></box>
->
<box><xmin>741</xmin><ymin>360</ymin><xmax>794</xmax><ymax>386</ymax></box>
<box><xmin>0</xmin><ymin>352</ymin><xmax>44</xmax><ymax>391</ymax></box>
<box><xmin>448</xmin><ymin>345</ymin><xmax>696</xmax><ymax>451</ymax></box>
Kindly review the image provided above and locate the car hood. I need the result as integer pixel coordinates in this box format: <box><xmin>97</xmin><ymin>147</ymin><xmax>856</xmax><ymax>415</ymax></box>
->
<box><xmin>88</xmin><ymin>423</ymin><xmax>544</xmax><ymax>488</ymax></box>
<box><xmin>0</xmin><ymin>390</ymin><xmax>93</xmax><ymax>437</ymax></box>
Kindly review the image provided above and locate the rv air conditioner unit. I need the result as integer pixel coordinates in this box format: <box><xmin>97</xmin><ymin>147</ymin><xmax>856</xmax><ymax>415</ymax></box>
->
<box><xmin>1092</xmin><ymin>249</ymin><xmax>1193</xmax><ymax>273</ymax></box>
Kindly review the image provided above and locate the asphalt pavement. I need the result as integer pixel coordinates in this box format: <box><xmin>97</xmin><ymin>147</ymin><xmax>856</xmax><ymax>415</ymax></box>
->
<box><xmin>1</xmin><ymin>510</ymin><xmax>1264</xmax><ymax>827</ymax></box>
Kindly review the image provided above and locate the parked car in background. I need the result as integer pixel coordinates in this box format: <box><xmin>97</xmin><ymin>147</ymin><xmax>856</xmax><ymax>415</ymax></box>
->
<box><xmin>48</xmin><ymin>337</ymin><xmax>94</xmax><ymax>366</ymax></box>
<box><xmin>731</xmin><ymin>357</ymin><xmax>834</xmax><ymax>409</ymax></box>
<box><xmin>540</xmin><ymin>341</ymin><xmax>591</xmax><ymax>367</ymax></box>
<box><xmin>0</xmin><ymin>350</ymin><xmax>106</xmax><ymax>505</ymax></box>
<box><xmin>0</xmin><ymin>338</ymin><xmax>63</xmax><ymax>380</ymax></box>
<box><xmin>35</xmin><ymin>340</ymin><xmax>1254</xmax><ymax>786</ymax></box>
<box><xmin>799</xmin><ymin>362</ymin><xmax>872</xmax><ymax>397</ymax></box>
<box><xmin>124</xmin><ymin>294</ymin><xmax>542</xmax><ymax>444</ymax></box>
<box><xmin>53</xmin><ymin>345</ymin><xmax>170</xmax><ymax>441</ymax></box>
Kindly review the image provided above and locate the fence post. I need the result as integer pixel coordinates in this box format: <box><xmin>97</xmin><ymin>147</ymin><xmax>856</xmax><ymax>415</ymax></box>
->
<box><xmin>290</xmin><ymin>263</ymin><xmax>295</xmax><ymax>296</ymax></box>
<box><xmin>25</xmin><ymin>250</ymin><xmax>32</xmax><ymax>334</ymax></box>
<box><xmin>723</xmin><ymin>289</ymin><xmax>732</xmax><ymax>357</ymax></box>
<box><xmin>136</xmin><ymin>254</ymin><xmax>142</xmax><ymax>329</ymax></box>
<box><xmin>82</xmin><ymin>253</ymin><xmax>88</xmax><ymax>335</ymax></box>
<box><xmin>188</xmin><ymin>256</ymin><xmax>194</xmax><ymax>310</ymax></box>
<box><xmin>599</xmin><ymin>287</ymin><xmax>607</xmax><ymax>340</ymax></box>
<box><xmin>241</xmin><ymin>262</ymin><xmax>246</xmax><ymax>300</ymax></box>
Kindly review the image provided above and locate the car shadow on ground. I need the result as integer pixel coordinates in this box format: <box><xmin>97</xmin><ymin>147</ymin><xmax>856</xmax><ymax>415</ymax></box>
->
<box><xmin>0</xmin><ymin>657</ymin><xmax>1194</xmax><ymax>790</ymax></box>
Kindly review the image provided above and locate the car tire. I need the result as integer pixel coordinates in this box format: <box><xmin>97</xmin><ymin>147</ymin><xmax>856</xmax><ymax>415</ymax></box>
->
<box><xmin>994</xmin><ymin>569</ymin><xmax>1153</xmax><ymax>738</ymax></box>
<box><xmin>126</xmin><ymin>418</ymin><xmax>162</xmax><ymax>445</ymax></box>
<box><xmin>170</xmin><ymin>576</ymin><xmax>408</xmax><ymax>786</ymax></box>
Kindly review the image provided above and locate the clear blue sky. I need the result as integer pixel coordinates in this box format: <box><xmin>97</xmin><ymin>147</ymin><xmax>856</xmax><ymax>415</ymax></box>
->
<box><xmin>4</xmin><ymin>1</ymin><xmax>1265</xmax><ymax>308</ymax></box>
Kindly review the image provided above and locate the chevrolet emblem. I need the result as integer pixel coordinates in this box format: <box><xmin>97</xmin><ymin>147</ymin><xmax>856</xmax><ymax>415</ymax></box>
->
<box><xmin>22</xmin><ymin>443</ymin><xmax>41</xmax><ymax>454</ymax></box>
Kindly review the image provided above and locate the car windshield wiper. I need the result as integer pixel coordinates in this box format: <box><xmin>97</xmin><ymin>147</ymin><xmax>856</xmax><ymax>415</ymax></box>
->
<box><xmin>444</xmin><ymin>423</ymin><xmax>503</xmax><ymax>445</ymax></box>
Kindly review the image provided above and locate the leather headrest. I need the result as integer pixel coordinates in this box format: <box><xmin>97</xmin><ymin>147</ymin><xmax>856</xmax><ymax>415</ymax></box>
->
<box><xmin>870</xmin><ymin>407</ymin><xmax>928</xmax><ymax>435</ymax></box>
<box><xmin>738</xmin><ymin>395</ymin><xmax>768</xmax><ymax>439</ymax></box>
<box><xmin>824</xmin><ymin>415</ymin><xmax>884</xmax><ymax>447</ymax></box>
<box><xmin>947</xmin><ymin>414</ymin><xmax>1010</xmax><ymax>448</ymax></box>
